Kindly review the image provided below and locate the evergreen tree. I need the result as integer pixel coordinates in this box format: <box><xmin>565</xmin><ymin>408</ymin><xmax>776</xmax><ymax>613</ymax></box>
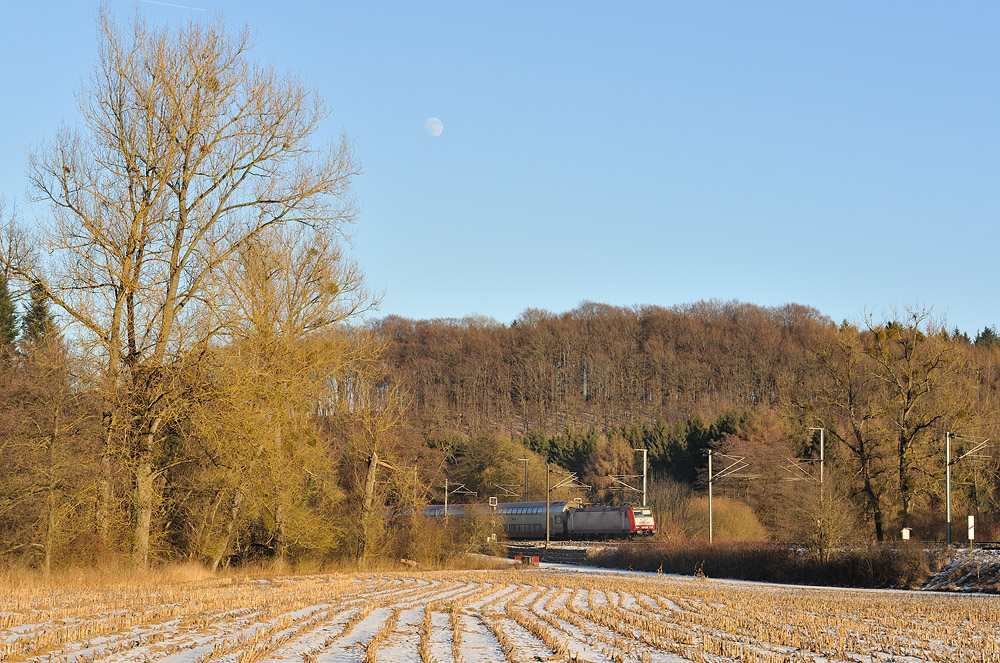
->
<box><xmin>0</xmin><ymin>273</ymin><xmax>17</xmax><ymax>352</ymax></box>
<box><xmin>21</xmin><ymin>282</ymin><xmax>55</xmax><ymax>345</ymax></box>
<box><xmin>974</xmin><ymin>326</ymin><xmax>999</xmax><ymax>349</ymax></box>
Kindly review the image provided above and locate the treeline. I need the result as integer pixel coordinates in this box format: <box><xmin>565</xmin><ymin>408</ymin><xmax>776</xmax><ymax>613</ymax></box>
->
<box><xmin>0</xmin><ymin>254</ymin><xmax>422</xmax><ymax>572</ymax></box>
<box><xmin>380</xmin><ymin>302</ymin><xmax>1000</xmax><ymax>545</ymax></box>
<box><xmin>379</xmin><ymin>302</ymin><xmax>1000</xmax><ymax>434</ymax></box>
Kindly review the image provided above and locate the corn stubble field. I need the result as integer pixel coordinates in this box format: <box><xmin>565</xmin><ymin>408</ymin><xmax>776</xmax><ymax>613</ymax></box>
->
<box><xmin>2</xmin><ymin>569</ymin><xmax>997</xmax><ymax>663</ymax></box>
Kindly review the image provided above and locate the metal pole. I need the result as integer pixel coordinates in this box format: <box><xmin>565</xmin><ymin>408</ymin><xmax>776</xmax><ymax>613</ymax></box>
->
<box><xmin>808</xmin><ymin>427</ymin><xmax>825</xmax><ymax>506</ymax></box>
<box><xmin>634</xmin><ymin>448</ymin><xmax>648</xmax><ymax>507</ymax></box>
<box><xmin>521</xmin><ymin>458</ymin><xmax>528</xmax><ymax>502</ymax></box>
<box><xmin>708</xmin><ymin>450</ymin><xmax>713</xmax><ymax>544</ymax></box>
<box><xmin>818</xmin><ymin>429</ymin><xmax>825</xmax><ymax>543</ymax></box>
<box><xmin>642</xmin><ymin>449</ymin><xmax>648</xmax><ymax>507</ymax></box>
<box><xmin>444</xmin><ymin>478</ymin><xmax>448</xmax><ymax>523</ymax></box>
<box><xmin>946</xmin><ymin>432</ymin><xmax>952</xmax><ymax>546</ymax></box>
<box><xmin>545</xmin><ymin>463</ymin><xmax>550</xmax><ymax>548</ymax></box>
<box><xmin>819</xmin><ymin>428</ymin><xmax>824</xmax><ymax>496</ymax></box>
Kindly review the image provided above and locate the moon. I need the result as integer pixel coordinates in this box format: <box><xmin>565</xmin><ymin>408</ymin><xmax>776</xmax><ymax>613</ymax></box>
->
<box><xmin>424</xmin><ymin>117</ymin><xmax>444</xmax><ymax>137</ymax></box>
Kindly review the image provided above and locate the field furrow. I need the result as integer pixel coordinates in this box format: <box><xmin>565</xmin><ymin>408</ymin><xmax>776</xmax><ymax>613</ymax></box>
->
<box><xmin>4</xmin><ymin>569</ymin><xmax>998</xmax><ymax>663</ymax></box>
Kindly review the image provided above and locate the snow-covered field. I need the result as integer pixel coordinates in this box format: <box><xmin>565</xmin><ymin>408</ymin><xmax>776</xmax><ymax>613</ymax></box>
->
<box><xmin>3</xmin><ymin>566</ymin><xmax>997</xmax><ymax>662</ymax></box>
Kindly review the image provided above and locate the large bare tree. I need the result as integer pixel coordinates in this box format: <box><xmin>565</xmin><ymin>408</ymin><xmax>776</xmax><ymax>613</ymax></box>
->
<box><xmin>2</xmin><ymin>9</ymin><xmax>361</xmax><ymax>567</ymax></box>
<box><xmin>863</xmin><ymin>309</ymin><xmax>971</xmax><ymax>529</ymax></box>
<box><xmin>802</xmin><ymin>309</ymin><xmax>979</xmax><ymax>540</ymax></box>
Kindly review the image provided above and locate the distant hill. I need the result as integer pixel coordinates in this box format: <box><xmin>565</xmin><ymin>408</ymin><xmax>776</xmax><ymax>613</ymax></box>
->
<box><xmin>377</xmin><ymin>300</ymin><xmax>833</xmax><ymax>434</ymax></box>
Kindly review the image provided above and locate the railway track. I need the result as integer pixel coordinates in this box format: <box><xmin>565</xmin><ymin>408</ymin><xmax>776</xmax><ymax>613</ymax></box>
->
<box><xmin>506</xmin><ymin>539</ymin><xmax>659</xmax><ymax>565</ymax></box>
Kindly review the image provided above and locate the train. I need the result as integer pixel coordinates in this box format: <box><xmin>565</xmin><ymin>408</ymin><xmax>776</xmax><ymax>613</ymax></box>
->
<box><xmin>421</xmin><ymin>501</ymin><xmax>655</xmax><ymax>540</ymax></box>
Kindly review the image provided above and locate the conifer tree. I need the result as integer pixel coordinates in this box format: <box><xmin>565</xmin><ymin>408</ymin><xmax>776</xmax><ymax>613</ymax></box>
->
<box><xmin>21</xmin><ymin>282</ymin><xmax>55</xmax><ymax>346</ymax></box>
<box><xmin>974</xmin><ymin>326</ymin><xmax>999</xmax><ymax>349</ymax></box>
<box><xmin>0</xmin><ymin>273</ymin><xmax>17</xmax><ymax>352</ymax></box>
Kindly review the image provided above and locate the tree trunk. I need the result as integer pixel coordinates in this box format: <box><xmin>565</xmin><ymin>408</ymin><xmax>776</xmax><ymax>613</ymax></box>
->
<box><xmin>272</xmin><ymin>421</ymin><xmax>286</xmax><ymax>562</ymax></box>
<box><xmin>859</xmin><ymin>465</ymin><xmax>884</xmax><ymax>541</ymax></box>
<box><xmin>44</xmin><ymin>439</ymin><xmax>55</xmax><ymax>576</ymax></box>
<box><xmin>132</xmin><ymin>417</ymin><xmax>163</xmax><ymax>568</ymax></box>
<box><xmin>42</xmin><ymin>407</ymin><xmax>59</xmax><ymax>575</ymax></box>
<box><xmin>132</xmin><ymin>456</ymin><xmax>154</xmax><ymax>568</ymax></box>
<box><xmin>898</xmin><ymin>435</ymin><xmax>914</xmax><ymax>529</ymax></box>
<box><xmin>898</xmin><ymin>459</ymin><xmax>909</xmax><ymax>529</ymax></box>
<box><xmin>358</xmin><ymin>449</ymin><xmax>379</xmax><ymax>565</ymax></box>
<box><xmin>97</xmin><ymin>413</ymin><xmax>115</xmax><ymax>552</ymax></box>
<box><xmin>210</xmin><ymin>489</ymin><xmax>242</xmax><ymax>572</ymax></box>
<box><xmin>44</xmin><ymin>492</ymin><xmax>55</xmax><ymax>575</ymax></box>
<box><xmin>274</xmin><ymin>501</ymin><xmax>285</xmax><ymax>562</ymax></box>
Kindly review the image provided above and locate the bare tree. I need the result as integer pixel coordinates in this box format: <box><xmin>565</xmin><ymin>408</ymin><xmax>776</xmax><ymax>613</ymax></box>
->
<box><xmin>803</xmin><ymin>322</ymin><xmax>892</xmax><ymax>540</ymax></box>
<box><xmin>863</xmin><ymin>308</ymin><xmax>973</xmax><ymax>529</ymax></box>
<box><xmin>800</xmin><ymin>309</ymin><xmax>980</xmax><ymax>540</ymax></box>
<box><xmin>2</xmin><ymin>9</ymin><xmax>360</xmax><ymax>567</ymax></box>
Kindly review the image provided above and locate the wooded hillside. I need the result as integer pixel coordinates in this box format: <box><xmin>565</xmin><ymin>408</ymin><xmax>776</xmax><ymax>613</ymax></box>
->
<box><xmin>380</xmin><ymin>301</ymin><xmax>829</xmax><ymax>432</ymax></box>
<box><xmin>380</xmin><ymin>301</ymin><xmax>1000</xmax><ymax>544</ymax></box>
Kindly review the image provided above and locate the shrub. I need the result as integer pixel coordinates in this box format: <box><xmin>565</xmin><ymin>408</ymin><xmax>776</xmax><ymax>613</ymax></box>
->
<box><xmin>647</xmin><ymin>477</ymin><xmax>769</xmax><ymax>541</ymax></box>
<box><xmin>591</xmin><ymin>540</ymin><xmax>937</xmax><ymax>589</ymax></box>
<box><xmin>686</xmin><ymin>496</ymin><xmax>769</xmax><ymax>541</ymax></box>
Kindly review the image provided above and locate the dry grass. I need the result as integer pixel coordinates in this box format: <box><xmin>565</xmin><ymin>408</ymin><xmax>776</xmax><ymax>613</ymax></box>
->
<box><xmin>1</xmin><ymin>567</ymin><xmax>996</xmax><ymax>662</ymax></box>
<box><xmin>0</xmin><ymin>561</ymin><xmax>214</xmax><ymax>590</ymax></box>
<box><xmin>0</xmin><ymin>554</ymin><xmax>509</xmax><ymax>592</ymax></box>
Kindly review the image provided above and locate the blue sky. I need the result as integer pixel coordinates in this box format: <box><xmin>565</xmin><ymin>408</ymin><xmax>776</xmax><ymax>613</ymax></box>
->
<box><xmin>2</xmin><ymin>2</ymin><xmax>998</xmax><ymax>334</ymax></box>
